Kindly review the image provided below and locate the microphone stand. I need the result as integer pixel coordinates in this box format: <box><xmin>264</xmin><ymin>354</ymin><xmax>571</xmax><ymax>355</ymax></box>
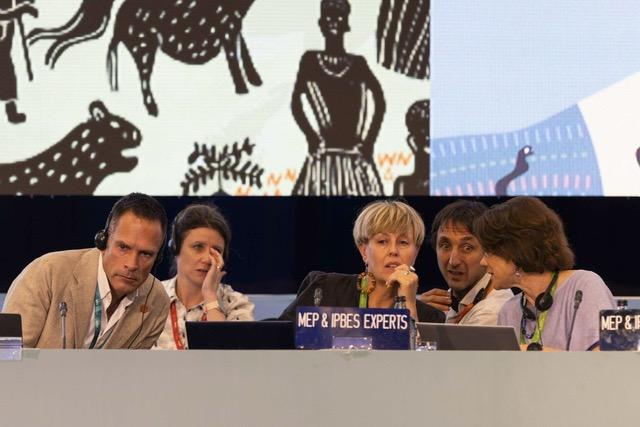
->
<box><xmin>59</xmin><ymin>301</ymin><xmax>67</xmax><ymax>349</ymax></box>
<box><xmin>566</xmin><ymin>290</ymin><xmax>583</xmax><ymax>351</ymax></box>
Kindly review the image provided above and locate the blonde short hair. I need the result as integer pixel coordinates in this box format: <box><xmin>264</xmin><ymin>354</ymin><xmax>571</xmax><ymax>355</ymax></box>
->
<box><xmin>352</xmin><ymin>200</ymin><xmax>425</xmax><ymax>247</ymax></box>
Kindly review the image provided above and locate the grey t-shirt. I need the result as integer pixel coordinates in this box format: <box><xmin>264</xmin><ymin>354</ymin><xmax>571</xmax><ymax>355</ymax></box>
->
<box><xmin>498</xmin><ymin>270</ymin><xmax>616</xmax><ymax>351</ymax></box>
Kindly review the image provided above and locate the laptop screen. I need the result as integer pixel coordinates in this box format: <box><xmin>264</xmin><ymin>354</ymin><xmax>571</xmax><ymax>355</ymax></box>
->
<box><xmin>0</xmin><ymin>313</ymin><xmax>21</xmax><ymax>338</ymax></box>
<box><xmin>416</xmin><ymin>322</ymin><xmax>520</xmax><ymax>351</ymax></box>
<box><xmin>185</xmin><ymin>320</ymin><xmax>295</xmax><ymax>350</ymax></box>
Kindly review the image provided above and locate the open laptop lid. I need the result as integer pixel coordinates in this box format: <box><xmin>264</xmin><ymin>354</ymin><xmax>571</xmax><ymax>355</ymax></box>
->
<box><xmin>0</xmin><ymin>313</ymin><xmax>22</xmax><ymax>338</ymax></box>
<box><xmin>186</xmin><ymin>320</ymin><xmax>295</xmax><ymax>350</ymax></box>
<box><xmin>416</xmin><ymin>322</ymin><xmax>520</xmax><ymax>350</ymax></box>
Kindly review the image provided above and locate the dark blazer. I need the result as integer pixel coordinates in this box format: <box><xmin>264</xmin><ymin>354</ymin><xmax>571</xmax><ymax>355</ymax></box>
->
<box><xmin>280</xmin><ymin>271</ymin><xmax>445</xmax><ymax>323</ymax></box>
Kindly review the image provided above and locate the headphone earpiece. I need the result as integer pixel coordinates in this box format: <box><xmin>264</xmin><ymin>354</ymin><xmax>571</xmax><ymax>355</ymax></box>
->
<box><xmin>168</xmin><ymin>238</ymin><xmax>177</xmax><ymax>256</ymax></box>
<box><xmin>94</xmin><ymin>229</ymin><xmax>108</xmax><ymax>250</ymax></box>
<box><xmin>535</xmin><ymin>290</ymin><xmax>554</xmax><ymax>312</ymax></box>
<box><xmin>534</xmin><ymin>271</ymin><xmax>559</xmax><ymax>311</ymax></box>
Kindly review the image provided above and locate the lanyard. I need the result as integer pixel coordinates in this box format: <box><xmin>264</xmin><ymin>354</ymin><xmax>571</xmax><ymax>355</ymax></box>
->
<box><xmin>519</xmin><ymin>272</ymin><xmax>559</xmax><ymax>345</ymax></box>
<box><xmin>88</xmin><ymin>284</ymin><xmax>102</xmax><ymax>349</ymax></box>
<box><xmin>452</xmin><ymin>285</ymin><xmax>494</xmax><ymax>324</ymax></box>
<box><xmin>170</xmin><ymin>300</ymin><xmax>207</xmax><ymax>350</ymax></box>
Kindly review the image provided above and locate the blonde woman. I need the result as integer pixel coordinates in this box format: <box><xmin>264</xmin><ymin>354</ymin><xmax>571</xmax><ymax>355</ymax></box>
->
<box><xmin>281</xmin><ymin>200</ymin><xmax>444</xmax><ymax>323</ymax></box>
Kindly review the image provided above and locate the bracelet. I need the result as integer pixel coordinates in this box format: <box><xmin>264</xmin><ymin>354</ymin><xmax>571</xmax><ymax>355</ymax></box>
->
<box><xmin>203</xmin><ymin>300</ymin><xmax>220</xmax><ymax>312</ymax></box>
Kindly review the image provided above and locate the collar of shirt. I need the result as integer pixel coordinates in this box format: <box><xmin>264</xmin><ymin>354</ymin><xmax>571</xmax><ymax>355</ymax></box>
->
<box><xmin>82</xmin><ymin>253</ymin><xmax>138</xmax><ymax>348</ymax></box>
<box><xmin>163</xmin><ymin>276</ymin><xmax>205</xmax><ymax>312</ymax></box>
<box><xmin>447</xmin><ymin>273</ymin><xmax>492</xmax><ymax>318</ymax></box>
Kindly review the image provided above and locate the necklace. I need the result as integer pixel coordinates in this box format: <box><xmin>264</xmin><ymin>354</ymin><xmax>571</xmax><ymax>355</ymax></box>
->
<box><xmin>317</xmin><ymin>53</ymin><xmax>352</xmax><ymax>78</ymax></box>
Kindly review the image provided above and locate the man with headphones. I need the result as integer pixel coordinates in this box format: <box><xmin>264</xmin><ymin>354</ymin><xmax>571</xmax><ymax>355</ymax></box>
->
<box><xmin>418</xmin><ymin>200</ymin><xmax>513</xmax><ymax>325</ymax></box>
<box><xmin>2</xmin><ymin>193</ymin><xmax>170</xmax><ymax>348</ymax></box>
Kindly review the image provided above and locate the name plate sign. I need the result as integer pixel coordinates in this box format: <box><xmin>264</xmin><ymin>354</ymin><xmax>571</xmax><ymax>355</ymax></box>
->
<box><xmin>599</xmin><ymin>309</ymin><xmax>640</xmax><ymax>351</ymax></box>
<box><xmin>295</xmin><ymin>306</ymin><xmax>410</xmax><ymax>350</ymax></box>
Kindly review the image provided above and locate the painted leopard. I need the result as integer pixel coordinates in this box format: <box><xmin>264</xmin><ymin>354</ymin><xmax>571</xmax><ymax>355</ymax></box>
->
<box><xmin>0</xmin><ymin>101</ymin><xmax>141</xmax><ymax>195</ymax></box>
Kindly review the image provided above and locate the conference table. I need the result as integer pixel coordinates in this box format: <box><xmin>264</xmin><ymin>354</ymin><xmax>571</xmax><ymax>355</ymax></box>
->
<box><xmin>0</xmin><ymin>349</ymin><xmax>635</xmax><ymax>426</ymax></box>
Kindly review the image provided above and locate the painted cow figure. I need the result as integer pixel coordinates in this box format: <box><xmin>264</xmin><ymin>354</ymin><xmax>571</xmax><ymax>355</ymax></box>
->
<box><xmin>28</xmin><ymin>0</ymin><xmax>262</xmax><ymax>116</ymax></box>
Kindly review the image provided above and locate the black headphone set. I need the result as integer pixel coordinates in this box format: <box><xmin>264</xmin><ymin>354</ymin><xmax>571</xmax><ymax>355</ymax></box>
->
<box><xmin>520</xmin><ymin>271</ymin><xmax>559</xmax><ymax>351</ymax></box>
<box><xmin>167</xmin><ymin>211</ymin><xmax>180</xmax><ymax>256</ymax></box>
<box><xmin>94</xmin><ymin>210</ymin><xmax>166</xmax><ymax>267</ymax></box>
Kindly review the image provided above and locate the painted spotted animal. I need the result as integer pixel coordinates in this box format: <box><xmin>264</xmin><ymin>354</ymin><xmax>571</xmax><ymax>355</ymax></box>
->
<box><xmin>0</xmin><ymin>101</ymin><xmax>141</xmax><ymax>195</ymax></box>
<box><xmin>28</xmin><ymin>0</ymin><xmax>262</xmax><ymax>116</ymax></box>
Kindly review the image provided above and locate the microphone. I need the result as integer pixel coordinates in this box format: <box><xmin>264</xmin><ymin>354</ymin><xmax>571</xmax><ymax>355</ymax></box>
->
<box><xmin>313</xmin><ymin>287</ymin><xmax>323</xmax><ymax>307</ymax></box>
<box><xmin>565</xmin><ymin>290</ymin><xmax>583</xmax><ymax>351</ymax></box>
<box><xmin>59</xmin><ymin>301</ymin><xmax>68</xmax><ymax>349</ymax></box>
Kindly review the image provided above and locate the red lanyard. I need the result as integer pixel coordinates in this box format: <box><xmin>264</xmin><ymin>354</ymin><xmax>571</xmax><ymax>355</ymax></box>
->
<box><xmin>169</xmin><ymin>300</ymin><xmax>206</xmax><ymax>350</ymax></box>
<box><xmin>452</xmin><ymin>285</ymin><xmax>494</xmax><ymax>324</ymax></box>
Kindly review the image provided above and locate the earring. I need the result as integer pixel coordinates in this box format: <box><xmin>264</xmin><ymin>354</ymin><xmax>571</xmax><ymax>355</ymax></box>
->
<box><xmin>514</xmin><ymin>268</ymin><xmax>522</xmax><ymax>283</ymax></box>
<box><xmin>357</xmin><ymin>264</ymin><xmax>376</xmax><ymax>294</ymax></box>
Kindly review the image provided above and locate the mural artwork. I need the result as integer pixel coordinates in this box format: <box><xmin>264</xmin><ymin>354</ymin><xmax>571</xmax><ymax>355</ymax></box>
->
<box><xmin>393</xmin><ymin>99</ymin><xmax>428</xmax><ymax>196</ymax></box>
<box><xmin>377</xmin><ymin>0</ymin><xmax>429</xmax><ymax>79</ymax></box>
<box><xmin>1</xmin><ymin>1</ymin><xmax>428</xmax><ymax>196</ymax></box>
<box><xmin>180</xmin><ymin>138</ymin><xmax>264</xmax><ymax>196</ymax></box>
<box><xmin>0</xmin><ymin>101</ymin><xmax>141</xmax><ymax>195</ymax></box>
<box><xmin>291</xmin><ymin>0</ymin><xmax>386</xmax><ymax>196</ymax></box>
<box><xmin>28</xmin><ymin>0</ymin><xmax>262</xmax><ymax>116</ymax></box>
<box><xmin>0</xmin><ymin>0</ymin><xmax>38</xmax><ymax>124</ymax></box>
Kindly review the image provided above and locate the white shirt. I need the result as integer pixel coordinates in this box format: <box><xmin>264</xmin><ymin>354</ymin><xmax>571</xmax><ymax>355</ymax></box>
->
<box><xmin>445</xmin><ymin>273</ymin><xmax>513</xmax><ymax>325</ymax></box>
<box><xmin>82</xmin><ymin>253</ymin><xmax>138</xmax><ymax>348</ymax></box>
<box><xmin>153</xmin><ymin>277</ymin><xmax>255</xmax><ymax>350</ymax></box>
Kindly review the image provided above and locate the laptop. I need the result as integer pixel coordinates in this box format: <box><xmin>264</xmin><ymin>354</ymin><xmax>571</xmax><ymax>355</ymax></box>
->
<box><xmin>186</xmin><ymin>320</ymin><xmax>295</xmax><ymax>350</ymax></box>
<box><xmin>416</xmin><ymin>322</ymin><xmax>520</xmax><ymax>350</ymax></box>
<box><xmin>0</xmin><ymin>313</ymin><xmax>21</xmax><ymax>339</ymax></box>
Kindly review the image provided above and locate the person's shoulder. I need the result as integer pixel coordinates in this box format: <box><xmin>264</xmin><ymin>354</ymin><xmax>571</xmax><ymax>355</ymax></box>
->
<box><xmin>299</xmin><ymin>51</ymin><xmax>320</xmax><ymax>66</ymax></box>
<box><xmin>298</xmin><ymin>271</ymin><xmax>358</xmax><ymax>297</ymax></box>
<box><xmin>28</xmin><ymin>248</ymin><xmax>96</xmax><ymax>269</ymax></box>
<box><xmin>144</xmin><ymin>275</ymin><xmax>170</xmax><ymax>305</ymax></box>
<box><xmin>349</xmin><ymin>54</ymin><xmax>370</xmax><ymax>69</ymax></box>
<box><xmin>570</xmin><ymin>269</ymin><xmax>604</xmax><ymax>282</ymax></box>
<box><xmin>304</xmin><ymin>270</ymin><xmax>356</xmax><ymax>283</ymax></box>
<box><xmin>563</xmin><ymin>270</ymin><xmax>609</xmax><ymax>291</ymax></box>
<box><xmin>563</xmin><ymin>270</ymin><xmax>614</xmax><ymax>302</ymax></box>
<box><xmin>488</xmin><ymin>288</ymin><xmax>514</xmax><ymax>302</ymax></box>
<box><xmin>499</xmin><ymin>293</ymin><xmax>521</xmax><ymax>312</ymax></box>
<box><xmin>160</xmin><ymin>276</ymin><xmax>176</xmax><ymax>295</ymax></box>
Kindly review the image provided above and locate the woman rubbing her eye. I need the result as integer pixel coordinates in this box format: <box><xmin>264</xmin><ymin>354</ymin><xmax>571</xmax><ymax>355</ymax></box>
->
<box><xmin>154</xmin><ymin>204</ymin><xmax>254</xmax><ymax>350</ymax></box>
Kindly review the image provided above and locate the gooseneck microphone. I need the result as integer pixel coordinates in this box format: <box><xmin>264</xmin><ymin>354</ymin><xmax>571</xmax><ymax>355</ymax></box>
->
<box><xmin>59</xmin><ymin>301</ymin><xmax>68</xmax><ymax>349</ymax></box>
<box><xmin>313</xmin><ymin>287</ymin><xmax>323</xmax><ymax>307</ymax></box>
<box><xmin>565</xmin><ymin>290</ymin><xmax>583</xmax><ymax>351</ymax></box>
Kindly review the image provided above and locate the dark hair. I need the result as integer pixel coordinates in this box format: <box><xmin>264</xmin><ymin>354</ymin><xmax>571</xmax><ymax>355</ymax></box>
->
<box><xmin>406</xmin><ymin>99</ymin><xmax>429</xmax><ymax>137</ymax></box>
<box><xmin>321</xmin><ymin>0</ymin><xmax>350</xmax><ymax>14</ymax></box>
<box><xmin>107</xmin><ymin>193</ymin><xmax>167</xmax><ymax>241</ymax></box>
<box><xmin>430</xmin><ymin>200</ymin><xmax>487</xmax><ymax>249</ymax></box>
<box><xmin>169</xmin><ymin>204</ymin><xmax>231</xmax><ymax>261</ymax></box>
<box><xmin>473</xmin><ymin>196</ymin><xmax>575</xmax><ymax>273</ymax></box>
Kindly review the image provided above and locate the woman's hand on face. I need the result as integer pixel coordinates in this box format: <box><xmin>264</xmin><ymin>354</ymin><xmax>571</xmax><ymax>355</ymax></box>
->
<box><xmin>387</xmin><ymin>264</ymin><xmax>418</xmax><ymax>302</ymax></box>
<box><xmin>201</xmin><ymin>247</ymin><xmax>225</xmax><ymax>303</ymax></box>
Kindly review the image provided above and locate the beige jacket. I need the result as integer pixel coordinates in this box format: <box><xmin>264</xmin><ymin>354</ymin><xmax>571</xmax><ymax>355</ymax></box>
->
<box><xmin>2</xmin><ymin>248</ymin><xmax>169</xmax><ymax>349</ymax></box>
